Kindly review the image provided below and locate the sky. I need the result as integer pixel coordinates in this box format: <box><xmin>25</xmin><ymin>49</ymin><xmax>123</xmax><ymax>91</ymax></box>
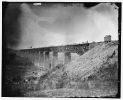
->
<box><xmin>3</xmin><ymin>3</ymin><xmax>118</xmax><ymax>49</ymax></box>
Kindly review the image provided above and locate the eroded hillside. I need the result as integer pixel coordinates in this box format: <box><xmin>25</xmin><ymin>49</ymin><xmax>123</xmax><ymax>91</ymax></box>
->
<box><xmin>27</xmin><ymin>41</ymin><xmax>118</xmax><ymax>97</ymax></box>
<box><xmin>64</xmin><ymin>41</ymin><xmax>118</xmax><ymax>80</ymax></box>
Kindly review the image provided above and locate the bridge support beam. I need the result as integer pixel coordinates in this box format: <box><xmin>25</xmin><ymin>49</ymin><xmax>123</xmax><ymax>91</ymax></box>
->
<box><xmin>64</xmin><ymin>52</ymin><xmax>71</xmax><ymax>64</ymax></box>
<box><xmin>44</xmin><ymin>51</ymin><xmax>50</xmax><ymax>70</ymax></box>
<box><xmin>52</xmin><ymin>52</ymin><xmax>58</xmax><ymax>69</ymax></box>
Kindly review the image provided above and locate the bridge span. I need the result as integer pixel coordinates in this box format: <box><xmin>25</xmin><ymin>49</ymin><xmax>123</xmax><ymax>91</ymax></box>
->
<box><xmin>14</xmin><ymin>42</ymin><xmax>102</xmax><ymax>70</ymax></box>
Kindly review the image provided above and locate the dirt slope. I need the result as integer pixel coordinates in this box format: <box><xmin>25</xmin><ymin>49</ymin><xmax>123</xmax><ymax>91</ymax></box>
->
<box><xmin>64</xmin><ymin>41</ymin><xmax>118</xmax><ymax>79</ymax></box>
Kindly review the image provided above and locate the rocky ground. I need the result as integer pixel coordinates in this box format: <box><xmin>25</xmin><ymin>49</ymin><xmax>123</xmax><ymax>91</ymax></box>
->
<box><xmin>2</xmin><ymin>41</ymin><xmax>119</xmax><ymax>97</ymax></box>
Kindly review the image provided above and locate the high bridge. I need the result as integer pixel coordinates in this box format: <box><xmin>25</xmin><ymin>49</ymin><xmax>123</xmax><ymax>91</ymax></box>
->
<box><xmin>13</xmin><ymin>42</ymin><xmax>101</xmax><ymax>70</ymax></box>
<box><xmin>7</xmin><ymin>35</ymin><xmax>115</xmax><ymax>70</ymax></box>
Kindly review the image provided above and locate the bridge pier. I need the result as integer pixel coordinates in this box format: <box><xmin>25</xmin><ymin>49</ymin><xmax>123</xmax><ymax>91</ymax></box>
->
<box><xmin>22</xmin><ymin>51</ymin><xmax>25</xmax><ymax>58</ymax></box>
<box><xmin>39</xmin><ymin>52</ymin><xmax>44</xmax><ymax>67</ymax></box>
<box><xmin>31</xmin><ymin>52</ymin><xmax>35</xmax><ymax>63</ymax></box>
<box><xmin>32</xmin><ymin>51</ymin><xmax>37</xmax><ymax>65</ymax></box>
<box><xmin>44</xmin><ymin>51</ymin><xmax>50</xmax><ymax>70</ymax></box>
<box><xmin>24</xmin><ymin>51</ymin><xmax>28</xmax><ymax>58</ymax></box>
<box><xmin>35</xmin><ymin>51</ymin><xmax>40</xmax><ymax>66</ymax></box>
<box><xmin>64</xmin><ymin>52</ymin><xmax>71</xmax><ymax>64</ymax></box>
<box><xmin>29</xmin><ymin>51</ymin><xmax>32</xmax><ymax>62</ymax></box>
<box><xmin>52</xmin><ymin>52</ymin><xmax>58</xmax><ymax>69</ymax></box>
<box><xmin>27</xmin><ymin>52</ymin><xmax>30</xmax><ymax>60</ymax></box>
<box><xmin>30</xmin><ymin>52</ymin><xmax>33</xmax><ymax>63</ymax></box>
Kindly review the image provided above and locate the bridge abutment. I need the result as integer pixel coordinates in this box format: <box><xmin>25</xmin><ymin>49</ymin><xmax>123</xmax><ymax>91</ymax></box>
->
<box><xmin>64</xmin><ymin>52</ymin><xmax>71</xmax><ymax>64</ymax></box>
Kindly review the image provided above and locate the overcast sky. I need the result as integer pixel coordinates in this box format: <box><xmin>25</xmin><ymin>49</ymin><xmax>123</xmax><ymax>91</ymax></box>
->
<box><xmin>4</xmin><ymin>3</ymin><xmax>118</xmax><ymax>49</ymax></box>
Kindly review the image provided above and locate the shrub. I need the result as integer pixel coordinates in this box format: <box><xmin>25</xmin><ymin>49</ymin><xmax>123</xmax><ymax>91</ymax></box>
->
<box><xmin>56</xmin><ymin>79</ymin><xmax>64</xmax><ymax>89</ymax></box>
<box><xmin>67</xmin><ymin>81</ymin><xmax>77</xmax><ymax>89</ymax></box>
<box><xmin>75</xmin><ymin>81</ymin><xmax>89</xmax><ymax>89</ymax></box>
